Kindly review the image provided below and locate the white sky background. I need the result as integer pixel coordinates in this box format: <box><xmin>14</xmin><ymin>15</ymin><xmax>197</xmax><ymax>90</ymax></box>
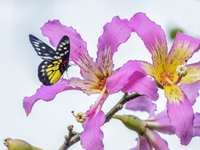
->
<box><xmin>1</xmin><ymin>0</ymin><xmax>200</xmax><ymax>149</ymax></box>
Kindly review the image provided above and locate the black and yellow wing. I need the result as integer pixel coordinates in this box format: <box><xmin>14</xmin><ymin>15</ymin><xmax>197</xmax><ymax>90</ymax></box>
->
<box><xmin>29</xmin><ymin>34</ymin><xmax>70</xmax><ymax>86</ymax></box>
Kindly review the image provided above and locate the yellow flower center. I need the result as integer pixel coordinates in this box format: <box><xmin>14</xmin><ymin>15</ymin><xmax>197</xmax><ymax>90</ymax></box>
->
<box><xmin>160</xmin><ymin>71</ymin><xmax>174</xmax><ymax>86</ymax></box>
<box><xmin>160</xmin><ymin>62</ymin><xmax>188</xmax><ymax>86</ymax></box>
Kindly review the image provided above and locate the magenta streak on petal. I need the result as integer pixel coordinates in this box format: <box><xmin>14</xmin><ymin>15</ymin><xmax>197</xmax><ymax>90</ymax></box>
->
<box><xmin>180</xmin><ymin>81</ymin><xmax>200</xmax><ymax>105</ymax></box>
<box><xmin>80</xmin><ymin>110</ymin><xmax>105</xmax><ymax>150</ymax></box>
<box><xmin>74</xmin><ymin>50</ymin><xmax>102</xmax><ymax>82</ymax></box>
<box><xmin>126</xmin><ymin>96</ymin><xmax>157</xmax><ymax>117</ymax></box>
<box><xmin>23</xmin><ymin>78</ymin><xmax>81</xmax><ymax>115</ymax></box>
<box><xmin>167</xmin><ymin>95</ymin><xmax>194</xmax><ymax>145</ymax></box>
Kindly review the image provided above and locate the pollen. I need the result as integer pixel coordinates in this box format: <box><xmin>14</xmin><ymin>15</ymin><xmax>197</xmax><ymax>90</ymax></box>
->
<box><xmin>75</xmin><ymin>112</ymin><xmax>87</xmax><ymax>123</ymax></box>
<box><xmin>176</xmin><ymin>64</ymin><xmax>188</xmax><ymax>77</ymax></box>
<box><xmin>99</xmin><ymin>77</ymin><xmax>107</xmax><ymax>90</ymax></box>
<box><xmin>160</xmin><ymin>71</ymin><xmax>174</xmax><ymax>86</ymax></box>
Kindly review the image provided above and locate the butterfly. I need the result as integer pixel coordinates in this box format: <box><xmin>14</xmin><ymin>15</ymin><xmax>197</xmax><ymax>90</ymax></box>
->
<box><xmin>29</xmin><ymin>34</ymin><xmax>70</xmax><ymax>86</ymax></box>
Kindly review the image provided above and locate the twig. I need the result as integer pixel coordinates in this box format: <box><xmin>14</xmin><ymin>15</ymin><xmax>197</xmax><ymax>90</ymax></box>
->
<box><xmin>105</xmin><ymin>92</ymin><xmax>140</xmax><ymax>123</ymax></box>
<box><xmin>58</xmin><ymin>125</ymin><xmax>80</xmax><ymax>150</ymax></box>
<box><xmin>59</xmin><ymin>92</ymin><xmax>141</xmax><ymax>150</ymax></box>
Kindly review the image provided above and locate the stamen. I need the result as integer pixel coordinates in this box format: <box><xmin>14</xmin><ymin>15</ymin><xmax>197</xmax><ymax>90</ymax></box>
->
<box><xmin>164</xmin><ymin>77</ymin><xmax>175</xmax><ymax>85</ymax></box>
<box><xmin>176</xmin><ymin>63</ymin><xmax>188</xmax><ymax>77</ymax></box>
<box><xmin>86</xmin><ymin>85</ymin><xmax>107</xmax><ymax>117</ymax></box>
<box><xmin>173</xmin><ymin>60</ymin><xmax>188</xmax><ymax>84</ymax></box>
<box><xmin>160</xmin><ymin>71</ymin><xmax>173</xmax><ymax>86</ymax></box>
<box><xmin>72</xmin><ymin>111</ymin><xmax>87</xmax><ymax>123</ymax></box>
<box><xmin>164</xmin><ymin>76</ymin><xmax>182</xmax><ymax>85</ymax></box>
<box><xmin>99</xmin><ymin>77</ymin><xmax>107</xmax><ymax>90</ymax></box>
<box><xmin>160</xmin><ymin>60</ymin><xmax>188</xmax><ymax>86</ymax></box>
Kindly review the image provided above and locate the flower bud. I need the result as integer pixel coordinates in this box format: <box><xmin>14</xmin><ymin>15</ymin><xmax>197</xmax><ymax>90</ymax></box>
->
<box><xmin>4</xmin><ymin>138</ymin><xmax>42</xmax><ymax>150</ymax></box>
<box><xmin>112</xmin><ymin>115</ymin><xmax>146</xmax><ymax>134</ymax></box>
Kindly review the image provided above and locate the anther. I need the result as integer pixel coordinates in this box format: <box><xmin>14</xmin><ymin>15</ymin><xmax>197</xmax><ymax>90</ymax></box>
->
<box><xmin>72</xmin><ymin>111</ymin><xmax>87</xmax><ymax>123</ymax></box>
<box><xmin>176</xmin><ymin>60</ymin><xmax>188</xmax><ymax>77</ymax></box>
<box><xmin>160</xmin><ymin>71</ymin><xmax>173</xmax><ymax>86</ymax></box>
<box><xmin>99</xmin><ymin>77</ymin><xmax>107</xmax><ymax>90</ymax></box>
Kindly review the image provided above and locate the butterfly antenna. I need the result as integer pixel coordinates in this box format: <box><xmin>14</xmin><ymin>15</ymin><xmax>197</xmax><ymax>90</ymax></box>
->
<box><xmin>70</xmin><ymin>46</ymin><xmax>82</xmax><ymax>62</ymax></box>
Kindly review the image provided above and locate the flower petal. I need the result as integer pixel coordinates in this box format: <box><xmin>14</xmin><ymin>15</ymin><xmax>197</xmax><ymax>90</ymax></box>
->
<box><xmin>180</xmin><ymin>62</ymin><xmax>200</xmax><ymax>84</ymax></box>
<box><xmin>131</xmin><ymin>136</ymin><xmax>151</xmax><ymax>150</ymax></box>
<box><xmin>180</xmin><ymin>81</ymin><xmax>200</xmax><ymax>105</ymax></box>
<box><xmin>86</xmin><ymin>94</ymin><xmax>109</xmax><ymax>117</ymax></box>
<box><xmin>73</xmin><ymin>50</ymin><xmax>104</xmax><ymax>82</ymax></box>
<box><xmin>121</xmin><ymin>73</ymin><xmax>159</xmax><ymax>101</ymax></box>
<box><xmin>147</xmin><ymin>110</ymin><xmax>174</xmax><ymax>135</ymax></box>
<box><xmin>41</xmin><ymin>20</ymin><xmax>103</xmax><ymax>82</ymax></box>
<box><xmin>80</xmin><ymin>110</ymin><xmax>105</xmax><ymax>150</ymax></box>
<box><xmin>97</xmin><ymin>16</ymin><xmax>131</xmax><ymax>76</ymax></box>
<box><xmin>145</xmin><ymin>129</ymin><xmax>169</xmax><ymax>150</ymax></box>
<box><xmin>140</xmin><ymin>61</ymin><xmax>160</xmax><ymax>81</ymax></box>
<box><xmin>126</xmin><ymin>96</ymin><xmax>157</xmax><ymax>117</ymax></box>
<box><xmin>107</xmin><ymin>60</ymin><xmax>146</xmax><ymax>93</ymax></box>
<box><xmin>194</xmin><ymin>113</ymin><xmax>200</xmax><ymax>136</ymax></box>
<box><xmin>164</xmin><ymin>85</ymin><xmax>184</xmax><ymax>103</ymax></box>
<box><xmin>166</xmin><ymin>89</ymin><xmax>194</xmax><ymax>145</ymax></box>
<box><xmin>23</xmin><ymin>78</ymin><xmax>80</xmax><ymax>115</ymax></box>
<box><xmin>167</xmin><ymin>32</ymin><xmax>200</xmax><ymax>73</ymax></box>
<box><xmin>129</xmin><ymin>12</ymin><xmax>168</xmax><ymax>75</ymax></box>
<box><xmin>41</xmin><ymin>20</ymin><xmax>87</xmax><ymax>57</ymax></box>
<box><xmin>107</xmin><ymin>60</ymin><xmax>159</xmax><ymax>100</ymax></box>
<box><xmin>69</xmin><ymin>77</ymin><xmax>102</xmax><ymax>95</ymax></box>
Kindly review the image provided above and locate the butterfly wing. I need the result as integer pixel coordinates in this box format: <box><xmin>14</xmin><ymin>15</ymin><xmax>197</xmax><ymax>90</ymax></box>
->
<box><xmin>37</xmin><ymin>36</ymin><xmax>70</xmax><ymax>86</ymax></box>
<box><xmin>54</xmin><ymin>36</ymin><xmax>70</xmax><ymax>73</ymax></box>
<box><xmin>54</xmin><ymin>36</ymin><xmax>70</xmax><ymax>60</ymax></box>
<box><xmin>29</xmin><ymin>34</ymin><xmax>56</xmax><ymax>60</ymax></box>
<box><xmin>38</xmin><ymin>60</ymin><xmax>64</xmax><ymax>86</ymax></box>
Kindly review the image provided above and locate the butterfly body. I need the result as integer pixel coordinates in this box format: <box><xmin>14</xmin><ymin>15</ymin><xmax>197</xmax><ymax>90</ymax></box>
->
<box><xmin>29</xmin><ymin>34</ymin><xmax>70</xmax><ymax>86</ymax></box>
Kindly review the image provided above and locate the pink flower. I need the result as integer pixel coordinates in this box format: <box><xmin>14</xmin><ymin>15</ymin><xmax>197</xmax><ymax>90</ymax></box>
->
<box><xmin>24</xmin><ymin>16</ymin><xmax>159</xmax><ymax>150</ymax></box>
<box><xmin>109</xmin><ymin>12</ymin><xmax>200</xmax><ymax>145</ymax></box>
<box><xmin>24</xmin><ymin>17</ymin><xmax>132</xmax><ymax>114</ymax></box>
